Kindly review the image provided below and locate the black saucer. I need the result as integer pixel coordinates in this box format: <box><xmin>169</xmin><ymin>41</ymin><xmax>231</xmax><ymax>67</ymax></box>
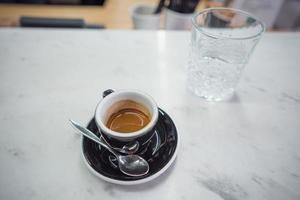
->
<box><xmin>81</xmin><ymin>108</ymin><xmax>179</xmax><ymax>184</ymax></box>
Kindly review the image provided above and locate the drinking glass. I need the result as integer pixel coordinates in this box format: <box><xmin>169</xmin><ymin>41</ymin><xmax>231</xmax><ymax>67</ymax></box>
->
<box><xmin>188</xmin><ymin>8</ymin><xmax>265</xmax><ymax>101</ymax></box>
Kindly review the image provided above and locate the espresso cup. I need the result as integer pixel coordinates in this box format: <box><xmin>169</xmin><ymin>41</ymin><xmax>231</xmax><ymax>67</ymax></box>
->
<box><xmin>94</xmin><ymin>89</ymin><xmax>159</xmax><ymax>154</ymax></box>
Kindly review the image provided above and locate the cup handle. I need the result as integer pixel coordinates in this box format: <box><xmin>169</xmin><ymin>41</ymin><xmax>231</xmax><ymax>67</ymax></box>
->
<box><xmin>102</xmin><ymin>89</ymin><xmax>114</xmax><ymax>98</ymax></box>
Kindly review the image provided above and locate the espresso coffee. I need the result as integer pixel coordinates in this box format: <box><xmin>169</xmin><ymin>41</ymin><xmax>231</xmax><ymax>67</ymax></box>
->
<box><xmin>106</xmin><ymin>100</ymin><xmax>151</xmax><ymax>133</ymax></box>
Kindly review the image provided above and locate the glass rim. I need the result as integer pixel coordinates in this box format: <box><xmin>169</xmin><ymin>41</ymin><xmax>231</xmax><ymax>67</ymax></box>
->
<box><xmin>192</xmin><ymin>7</ymin><xmax>265</xmax><ymax>40</ymax></box>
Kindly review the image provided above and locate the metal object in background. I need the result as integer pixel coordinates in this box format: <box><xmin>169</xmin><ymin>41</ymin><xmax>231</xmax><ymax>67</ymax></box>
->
<box><xmin>20</xmin><ymin>16</ymin><xmax>105</xmax><ymax>29</ymax></box>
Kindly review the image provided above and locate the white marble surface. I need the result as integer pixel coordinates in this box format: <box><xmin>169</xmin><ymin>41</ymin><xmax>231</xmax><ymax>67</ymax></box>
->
<box><xmin>0</xmin><ymin>28</ymin><xmax>300</xmax><ymax>200</ymax></box>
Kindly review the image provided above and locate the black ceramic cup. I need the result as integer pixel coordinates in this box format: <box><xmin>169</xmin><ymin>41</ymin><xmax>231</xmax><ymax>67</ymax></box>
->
<box><xmin>94</xmin><ymin>89</ymin><xmax>159</xmax><ymax>154</ymax></box>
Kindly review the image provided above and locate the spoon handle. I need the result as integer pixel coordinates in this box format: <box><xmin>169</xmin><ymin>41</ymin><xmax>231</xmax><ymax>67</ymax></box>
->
<box><xmin>69</xmin><ymin>120</ymin><xmax>118</xmax><ymax>157</ymax></box>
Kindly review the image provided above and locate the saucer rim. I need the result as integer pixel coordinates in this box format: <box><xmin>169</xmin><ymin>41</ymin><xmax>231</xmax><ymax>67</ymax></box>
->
<box><xmin>80</xmin><ymin>116</ymin><xmax>180</xmax><ymax>185</ymax></box>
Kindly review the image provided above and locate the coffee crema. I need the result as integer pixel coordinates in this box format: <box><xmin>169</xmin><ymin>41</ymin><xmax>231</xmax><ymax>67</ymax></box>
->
<box><xmin>106</xmin><ymin>100</ymin><xmax>151</xmax><ymax>133</ymax></box>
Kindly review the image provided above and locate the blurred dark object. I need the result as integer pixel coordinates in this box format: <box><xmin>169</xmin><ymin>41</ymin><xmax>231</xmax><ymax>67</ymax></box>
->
<box><xmin>0</xmin><ymin>0</ymin><xmax>47</xmax><ymax>3</ymax></box>
<box><xmin>167</xmin><ymin>0</ymin><xmax>200</xmax><ymax>13</ymax></box>
<box><xmin>0</xmin><ymin>0</ymin><xmax>16</xmax><ymax>2</ymax></box>
<box><xmin>20</xmin><ymin>16</ymin><xmax>105</xmax><ymax>28</ymax></box>
<box><xmin>154</xmin><ymin>0</ymin><xmax>165</xmax><ymax>14</ymax></box>
<box><xmin>0</xmin><ymin>0</ymin><xmax>106</xmax><ymax>5</ymax></box>
<box><xmin>81</xmin><ymin>0</ymin><xmax>105</xmax><ymax>5</ymax></box>
<box><xmin>16</xmin><ymin>0</ymin><xmax>47</xmax><ymax>3</ymax></box>
<box><xmin>48</xmin><ymin>0</ymin><xmax>80</xmax><ymax>5</ymax></box>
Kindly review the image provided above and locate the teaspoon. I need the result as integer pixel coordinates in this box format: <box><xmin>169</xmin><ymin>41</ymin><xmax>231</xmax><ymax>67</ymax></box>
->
<box><xmin>69</xmin><ymin>120</ymin><xmax>149</xmax><ymax>177</ymax></box>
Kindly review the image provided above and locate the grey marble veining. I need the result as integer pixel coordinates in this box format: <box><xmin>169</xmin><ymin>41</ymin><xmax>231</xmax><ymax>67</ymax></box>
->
<box><xmin>0</xmin><ymin>28</ymin><xmax>300</xmax><ymax>200</ymax></box>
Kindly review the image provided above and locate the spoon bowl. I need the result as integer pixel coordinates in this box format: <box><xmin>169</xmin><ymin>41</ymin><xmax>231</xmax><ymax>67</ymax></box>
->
<box><xmin>70</xmin><ymin>120</ymin><xmax>149</xmax><ymax>177</ymax></box>
<box><xmin>119</xmin><ymin>154</ymin><xmax>149</xmax><ymax>176</ymax></box>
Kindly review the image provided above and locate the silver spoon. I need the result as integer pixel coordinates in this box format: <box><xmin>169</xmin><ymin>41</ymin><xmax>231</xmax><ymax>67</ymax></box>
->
<box><xmin>101</xmin><ymin>136</ymin><xmax>140</xmax><ymax>155</ymax></box>
<box><xmin>71</xmin><ymin>121</ymin><xmax>139</xmax><ymax>154</ymax></box>
<box><xmin>69</xmin><ymin>120</ymin><xmax>149</xmax><ymax>177</ymax></box>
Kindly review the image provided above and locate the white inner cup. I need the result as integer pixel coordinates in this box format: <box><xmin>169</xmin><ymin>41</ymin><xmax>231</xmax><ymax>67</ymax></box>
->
<box><xmin>164</xmin><ymin>8</ymin><xmax>194</xmax><ymax>30</ymax></box>
<box><xmin>95</xmin><ymin>90</ymin><xmax>159</xmax><ymax>140</ymax></box>
<box><xmin>131</xmin><ymin>5</ymin><xmax>161</xmax><ymax>30</ymax></box>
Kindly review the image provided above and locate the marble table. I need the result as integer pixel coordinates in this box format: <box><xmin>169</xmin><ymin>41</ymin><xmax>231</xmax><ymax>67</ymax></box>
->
<box><xmin>0</xmin><ymin>29</ymin><xmax>300</xmax><ymax>200</ymax></box>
